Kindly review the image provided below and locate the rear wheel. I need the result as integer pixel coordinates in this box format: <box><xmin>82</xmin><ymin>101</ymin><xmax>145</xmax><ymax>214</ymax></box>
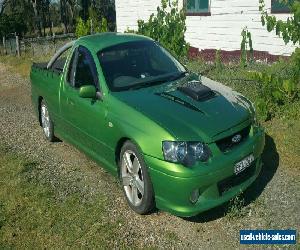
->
<box><xmin>40</xmin><ymin>100</ymin><xmax>55</xmax><ymax>142</ymax></box>
<box><xmin>119</xmin><ymin>141</ymin><xmax>155</xmax><ymax>214</ymax></box>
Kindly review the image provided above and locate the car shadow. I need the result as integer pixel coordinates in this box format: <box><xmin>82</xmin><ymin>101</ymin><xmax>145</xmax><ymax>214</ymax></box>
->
<box><xmin>53</xmin><ymin>136</ymin><xmax>62</xmax><ymax>142</ymax></box>
<box><xmin>184</xmin><ymin>133</ymin><xmax>279</xmax><ymax>223</ymax></box>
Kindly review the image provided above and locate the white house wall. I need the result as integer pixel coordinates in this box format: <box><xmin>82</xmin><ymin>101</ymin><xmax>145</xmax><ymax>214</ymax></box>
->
<box><xmin>116</xmin><ymin>0</ymin><xmax>297</xmax><ymax>56</ymax></box>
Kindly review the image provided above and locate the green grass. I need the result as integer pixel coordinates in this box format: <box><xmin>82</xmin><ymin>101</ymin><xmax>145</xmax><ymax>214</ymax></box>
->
<box><xmin>0</xmin><ymin>149</ymin><xmax>127</xmax><ymax>248</ymax></box>
<box><xmin>264</xmin><ymin>117</ymin><xmax>300</xmax><ymax>171</ymax></box>
<box><xmin>0</xmin><ymin>54</ymin><xmax>52</xmax><ymax>79</ymax></box>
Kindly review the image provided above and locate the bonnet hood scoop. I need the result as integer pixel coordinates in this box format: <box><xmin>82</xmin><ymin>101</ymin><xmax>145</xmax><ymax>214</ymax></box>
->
<box><xmin>177</xmin><ymin>81</ymin><xmax>216</xmax><ymax>101</ymax></box>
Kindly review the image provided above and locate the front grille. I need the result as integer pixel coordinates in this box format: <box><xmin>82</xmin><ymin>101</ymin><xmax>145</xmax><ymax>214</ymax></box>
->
<box><xmin>217</xmin><ymin>162</ymin><xmax>256</xmax><ymax>196</ymax></box>
<box><xmin>216</xmin><ymin>125</ymin><xmax>251</xmax><ymax>152</ymax></box>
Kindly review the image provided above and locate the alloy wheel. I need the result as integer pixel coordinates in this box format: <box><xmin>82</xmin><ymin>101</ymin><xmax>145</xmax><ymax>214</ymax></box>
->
<box><xmin>121</xmin><ymin>150</ymin><xmax>145</xmax><ymax>206</ymax></box>
<box><xmin>41</xmin><ymin>103</ymin><xmax>50</xmax><ymax>138</ymax></box>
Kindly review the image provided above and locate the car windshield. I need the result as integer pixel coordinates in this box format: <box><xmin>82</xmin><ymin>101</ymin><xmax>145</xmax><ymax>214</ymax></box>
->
<box><xmin>97</xmin><ymin>40</ymin><xmax>186</xmax><ymax>91</ymax></box>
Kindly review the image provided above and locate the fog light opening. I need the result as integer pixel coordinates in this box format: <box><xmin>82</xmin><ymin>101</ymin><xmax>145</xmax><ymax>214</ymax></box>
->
<box><xmin>190</xmin><ymin>189</ymin><xmax>200</xmax><ymax>204</ymax></box>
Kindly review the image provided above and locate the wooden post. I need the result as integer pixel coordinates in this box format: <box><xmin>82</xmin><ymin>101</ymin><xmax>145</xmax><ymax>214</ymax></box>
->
<box><xmin>2</xmin><ymin>36</ymin><xmax>6</xmax><ymax>55</ymax></box>
<box><xmin>51</xmin><ymin>22</ymin><xmax>54</xmax><ymax>36</ymax></box>
<box><xmin>16</xmin><ymin>34</ymin><xmax>20</xmax><ymax>57</ymax></box>
<box><xmin>10</xmin><ymin>39</ymin><xmax>12</xmax><ymax>54</ymax></box>
<box><xmin>53</xmin><ymin>33</ymin><xmax>56</xmax><ymax>52</ymax></box>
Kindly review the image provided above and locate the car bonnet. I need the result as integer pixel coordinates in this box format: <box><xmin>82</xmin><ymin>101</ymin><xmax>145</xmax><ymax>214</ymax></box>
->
<box><xmin>112</xmin><ymin>74</ymin><xmax>253</xmax><ymax>143</ymax></box>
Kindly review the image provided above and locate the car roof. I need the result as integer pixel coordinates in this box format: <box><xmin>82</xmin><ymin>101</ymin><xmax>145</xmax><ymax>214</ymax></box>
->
<box><xmin>76</xmin><ymin>32</ymin><xmax>153</xmax><ymax>53</ymax></box>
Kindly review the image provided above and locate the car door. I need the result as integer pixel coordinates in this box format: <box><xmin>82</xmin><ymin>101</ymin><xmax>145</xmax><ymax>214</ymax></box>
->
<box><xmin>59</xmin><ymin>45</ymin><xmax>109</xmax><ymax>163</ymax></box>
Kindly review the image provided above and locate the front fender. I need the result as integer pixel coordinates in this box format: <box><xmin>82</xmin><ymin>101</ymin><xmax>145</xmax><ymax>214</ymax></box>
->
<box><xmin>107</xmin><ymin>96</ymin><xmax>173</xmax><ymax>160</ymax></box>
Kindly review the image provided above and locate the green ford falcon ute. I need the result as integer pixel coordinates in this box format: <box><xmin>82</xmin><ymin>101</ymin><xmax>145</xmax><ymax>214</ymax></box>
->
<box><xmin>30</xmin><ymin>33</ymin><xmax>265</xmax><ymax>217</ymax></box>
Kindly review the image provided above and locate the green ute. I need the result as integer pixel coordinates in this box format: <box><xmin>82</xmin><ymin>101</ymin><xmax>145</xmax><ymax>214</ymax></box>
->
<box><xmin>30</xmin><ymin>33</ymin><xmax>265</xmax><ymax>217</ymax></box>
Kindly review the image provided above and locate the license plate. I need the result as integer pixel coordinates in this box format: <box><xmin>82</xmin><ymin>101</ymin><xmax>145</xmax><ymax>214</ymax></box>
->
<box><xmin>234</xmin><ymin>154</ymin><xmax>255</xmax><ymax>175</ymax></box>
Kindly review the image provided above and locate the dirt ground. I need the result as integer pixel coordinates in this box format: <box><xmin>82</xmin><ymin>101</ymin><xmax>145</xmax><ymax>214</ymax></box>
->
<box><xmin>0</xmin><ymin>63</ymin><xmax>299</xmax><ymax>249</ymax></box>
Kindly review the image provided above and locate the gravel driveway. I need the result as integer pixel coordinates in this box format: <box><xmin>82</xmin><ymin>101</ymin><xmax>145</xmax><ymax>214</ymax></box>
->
<box><xmin>0</xmin><ymin>63</ymin><xmax>299</xmax><ymax>249</ymax></box>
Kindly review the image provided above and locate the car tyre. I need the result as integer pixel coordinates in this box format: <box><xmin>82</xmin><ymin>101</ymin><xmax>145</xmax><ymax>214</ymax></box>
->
<box><xmin>40</xmin><ymin>100</ymin><xmax>55</xmax><ymax>142</ymax></box>
<box><xmin>119</xmin><ymin>141</ymin><xmax>155</xmax><ymax>214</ymax></box>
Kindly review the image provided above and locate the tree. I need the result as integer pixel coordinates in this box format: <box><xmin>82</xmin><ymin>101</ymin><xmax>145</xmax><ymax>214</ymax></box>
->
<box><xmin>0</xmin><ymin>0</ymin><xmax>32</xmax><ymax>37</ymax></box>
<box><xmin>60</xmin><ymin>0</ymin><xmax>68</xmax><ymax>33</ymax></box>
<box><xmin>135</xmin><ymin>0</ymin><xmax>189</xmax><ymax>58</ymax></box>
<box><xmin>0</xmin><ymin>0</ymin><xmax>53</xmax><ymax>37</ymax></box>
<box><xmin>259</xmin><ymin>0</ymin><xmax>300</xmax><ymax>45</ymax></box>
<box><xmin>0</xmin><ymin>0</ymin><xmax>8</xmax><ymax>16</ymax></box>
<box><xmin>259</xmin><ymin>0</ymin><xmax>299</xmax><ymax>79</ymax></box>
<box><xmin>0</xmin><ymin>12</ymin><xmax>28</xmax><ymax>37</ymax></box>
<box><xmin>0</xmin><ymin>0</ymin><xmax>116</xmax><ymax>38</ymax></box>
<box><xmin>75</xmin><ymin>8</ymin><xmax>108</xmax><ymax>38</ymax></box>
<box><xmin>31</xmin><ymin>0</ymin><xmax>42</xmax><ymax>36</ymax></box>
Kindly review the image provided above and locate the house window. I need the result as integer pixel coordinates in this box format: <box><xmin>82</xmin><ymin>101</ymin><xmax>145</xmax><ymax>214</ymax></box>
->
<box><xmin>271</xmin><ymin>0</ymin><xmax>293</xmax><ymax>13</ymax></box>
<box><xmin>186</xmin><ymin>0</ymin><xmax>210</xmax><ymax>16</ymax></box>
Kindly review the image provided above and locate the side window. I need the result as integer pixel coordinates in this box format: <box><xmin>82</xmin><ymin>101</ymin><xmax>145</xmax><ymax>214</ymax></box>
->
<box><xmin>51</xmin><ymin>48</ymin><xmax>71</xmax><ymax>73</ymax></box>
<box><xmin>74</xmin><ymin>46</ymin><xmax>99</xmax><ymax>89</ymax></box>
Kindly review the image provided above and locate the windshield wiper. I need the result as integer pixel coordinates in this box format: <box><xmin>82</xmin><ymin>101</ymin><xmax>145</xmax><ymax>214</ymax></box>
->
<box><xmin>128</xmin><ymin>71</ymin><xmax>188</xmax><ymax>91</ymax></box>
<box><xmin>168</xmin><ymin>71</ymin><xmax>188</xmax><ymax>82</ymax></box>
<box><xmin>128</xmin><ymin>79</ymin><xmax>166</xmax><ymax>90</ymax></box>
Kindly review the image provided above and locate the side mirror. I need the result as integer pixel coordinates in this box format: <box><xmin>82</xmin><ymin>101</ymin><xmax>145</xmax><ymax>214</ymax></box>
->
<box><xmin>79</xmin><ymin>85</ymin><xmax>96</xmax><ymax>98</ymax></box>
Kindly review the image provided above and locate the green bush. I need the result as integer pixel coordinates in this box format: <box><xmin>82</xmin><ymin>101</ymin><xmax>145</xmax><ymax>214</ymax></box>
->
<box><xmin>249</xmin><ymin>56</ymin><xmax>299</xmax><ymax>120</ymax></box>
<box><xmin>75</xmin><ymin>8</ymin><xmax>108</xmax><ymax>38</ymax></box>
<box><xmin>100</xmin><ymin>18</ymin><xmax>108</xmax><ymax>33</ymax></box>
<box><xmin>75</xmin><ymin>17</ymin><xmax>89</xmax><ymax>38</ymax></box>
<box><xmin>240</xmin><ymin>27</ymin><xmax>254</xmax><ymax>67</ymax></box>
<box><xmin>256</xmin><ymin>0</ymin><xmax>300</xmax><ymax>120</ymax></box>
<box><xmin>260</xmin><ymin>0</ymin><xmax>300</xmax><ymax>45</ymax></box>
<box><xmin>215</xmin><ymin>49</ymin><xmax>223</xmax><ymax>72</ymax></box>
<box><xmin>135</xmin><ymin>0</ymin><xmax>189</xmax><ymax>58</ymax></box>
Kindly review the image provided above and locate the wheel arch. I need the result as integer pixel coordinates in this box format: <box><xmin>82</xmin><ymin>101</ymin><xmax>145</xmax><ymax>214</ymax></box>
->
<box><xmin>114</xmin><ymin>137</ymin><xmax>146</xmax><ymax>172</ymax></box>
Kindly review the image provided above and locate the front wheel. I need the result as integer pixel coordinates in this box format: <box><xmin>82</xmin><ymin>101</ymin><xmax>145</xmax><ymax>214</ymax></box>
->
<box><xmin>40</xmin><ymin>100</ymin><xmax>55</xmax><ymax>142</ymax></box>
<box><xmin>119</xmin><ymin>141</ymin><xmax>155</xmax><ymax>214</ymax></box>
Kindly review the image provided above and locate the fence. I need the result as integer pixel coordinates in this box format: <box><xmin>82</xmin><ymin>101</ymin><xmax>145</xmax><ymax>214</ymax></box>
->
<box><xmin>0</xmin><ymin>33</ymin><xmax>76</xmax><ymax>57</ymax></box>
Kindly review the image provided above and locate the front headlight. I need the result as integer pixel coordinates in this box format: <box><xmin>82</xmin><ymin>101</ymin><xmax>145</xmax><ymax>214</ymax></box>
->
<box><xmin>162</xmin><ymin>141</ymin><xmax>211</xmax><ymax>166</ymax></box>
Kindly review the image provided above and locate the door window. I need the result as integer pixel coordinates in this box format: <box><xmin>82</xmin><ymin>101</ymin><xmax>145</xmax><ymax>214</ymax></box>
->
<box><xmin>67</xmin><ymin>46</ymin><xmax>99</xmax><ymax>89</ymax></box>
<box><xmin>67</xmin><ymin>49</ymin><xmax>77</xmax><ymax>85</ymax></box>
<box><xmin>51</xmin><ymin>48</ymin><xmax>71</xmax><ymax>73</ymax></box>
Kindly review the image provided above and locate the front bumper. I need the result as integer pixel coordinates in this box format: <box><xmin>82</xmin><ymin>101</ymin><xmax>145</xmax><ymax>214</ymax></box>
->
<box><xmin>145</xmin><ymin>127</ymin><xmax>265</xmax><ymax>217</ymax></box>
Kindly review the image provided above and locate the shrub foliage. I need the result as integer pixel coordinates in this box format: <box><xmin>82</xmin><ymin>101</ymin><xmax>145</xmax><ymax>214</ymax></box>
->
<box><xmin>255</xmin><ymin>0</ymin><xmax>300</xmax><ymax>119</ymax></box>
<box><xmin>75</xmin><ymin>8</ymin><xmax>108</xmax><ymax>38</ymax></box>
<box><xmin>240</xmin><ymin>27</ymin><xmax>254</xmax><ymax>67</ymax></box>
<box><xmin>135</xmin><ymin>0</ymin><xmax>189</xmax><ymax>58</ymax></box>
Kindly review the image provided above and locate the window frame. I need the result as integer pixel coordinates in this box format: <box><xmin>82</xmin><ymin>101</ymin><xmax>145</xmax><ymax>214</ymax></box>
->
<box><xmin>271</xmin><ymin>0</ymin><xmax>292</xmax><ymax>14</ymax></box>
<box><xmin>66</xmin><ymin>47</ymin><xmax>78</xmax><ymax>88</ymax></box>
<box><xmin>66</xmin><ymin>45</ymin><xmax>100</xmax><ymax>91</ymax></box>
<box><xmin>185</xmin><ymin>0</ymin><xmax>211</xmax><ymax>16</ymax></box>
